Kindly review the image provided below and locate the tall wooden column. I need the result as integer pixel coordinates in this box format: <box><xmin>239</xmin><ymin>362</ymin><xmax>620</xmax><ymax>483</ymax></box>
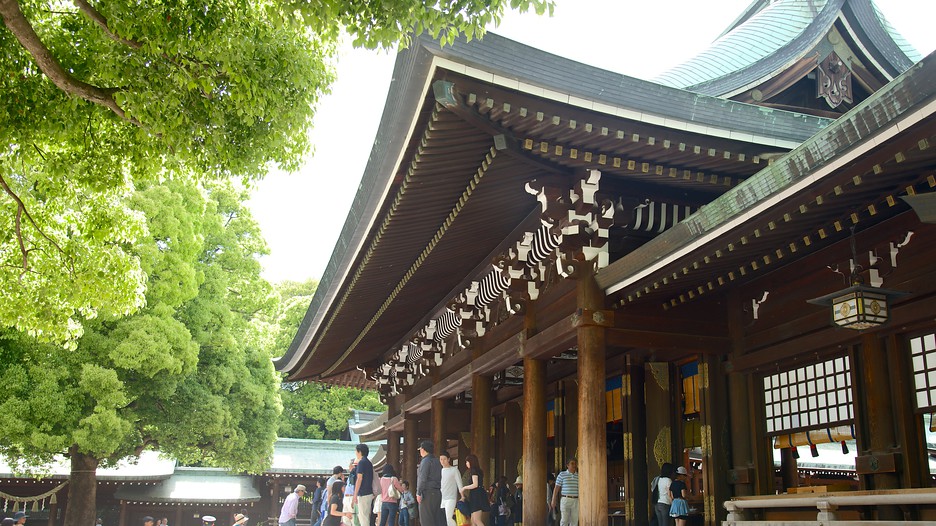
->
<box><xmin>622</xmin><ymin>355</ymin><xmax>648</xmax><ymax>525</ymax></box>
<box><xmin>523</xmin><ymin>355</ymin><xmax>548</xmax><ymax>525</ymax></box>
<box><xmin>726</xmin><ymin>290</ymin><xmax>757</xmax><ymax>497</ymax></box>
<box><xmin>855</xmin><ymin>334</ymin><xmax>901</xmax><ymax>519</ymax></box>
<box><xmin>505</xmin><ymin>401</ymin><xmax>523</xmax><ymax>480</ymax></box>
<box><xmin>575</xmin><ymin>264</ymin><xmax>608</xmax><ymax>526</ymax></box>
<box><xmin>889</xmin><ymin>333</ymin><xmax>929</xmax><ymax>488</ymax></box>
<box><xmin>472</xmin><ymin>374</ymin><xmax>492</xmax><ymax>475</ymax></box>
<box><xmin>270</xmin><ymin>480</ymin><xmax>280</xmax><ymax>519</ymax></box>
<box><xmin>563</xmin><ymin>380</ymin><xmax>579</xmax><ymax>462</ymax></box>
<box><xmin>645</xmin><ymin>362</ymin><xmax>674</xmax><ymax>478</ymax></box>
<box><xmin>433</xmin><ymin>398</ymin><xmax>447</xmax><ymax>458</ymax></box>
<box><xmin>388</xmin><ymin>430</ymin><xmax>401</xmax><ymax>476</ymax></box>
<box><xmin>699</xmin><ymin>354</ymin><xmax>731</xmax><ymax>526</ymax></box>
<box><xmin>554</xmin><ymin>381</ymin><xmax>567</xmax><ymax>471</ymax></box>
<box><xmin>403</xmin><ymin>416</ymin><xmax>419</xmax><ymax>488</ymax></box>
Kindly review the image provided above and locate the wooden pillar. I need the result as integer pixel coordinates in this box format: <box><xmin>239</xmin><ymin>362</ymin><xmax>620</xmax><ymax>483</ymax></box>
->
<box><xmin>565</xmin><ymin>381</ymin><xmax>579</xmax><ymax>462</ymax></box>
<box><xmin>778</xmin><ymin>448</ymin><xmax>798</xmax><ymax>491</ymax></box>
<box><xmin>118</xmin><ymin>502</ymin><xmax>127</xmax><ymax>526</ymax></box>
<box><xmin>553</xmin><ymin>381</ymin><xmax>567</xmax><ymax>472</ymax></box>
<box><xmin>472</xmin><ymin>374</ymin><xmax>492</xmax><ymax>475</ymax></box>
<box><xmin>458</xmin><ymin>431</ymin><xmax>469</xmax><ymax>469</ymax></box>
<box><xmin>505</xmin><ymin>401</ymin><xmax>523</xmax><ymax>481</ymax></box>
<box><xmin>855</xmin><ymin>333</ymin><xmax>901</xmax><ymax>519</ymax></box>
<box><xmin>698</xmin><ymin>354</ymin><xmax>731</xmax><ymax>526</ymax></box>
<box><xmin>621</xmin><ymin>355</ymin><xmax>648</xmax><ymax>525</ymax></box>
<box><xmin>270</xmin><ymin>480</ymin><xmax>280</xmax><ymax>520</ymax></box>
<box><xmin>645</xmin><ymin>362</ymin><xmax>674</xmax><ymax>476</ymax></box>
<box><xmin>388</xmin><ymin>430</ymin><xmax>401</xmax><ymax>477</ymax></box>
<box><xmin>174</xmin><ymin>508</ymin><xmax>183</xmax><ymax>526</ymax></box>
<box><xmin>403</xmin><ymin>416</ymin><xmax>419</xmax><ymax>489</ymax></box>
<box><xmin>726</xmin><ymin>290</ymin><xmax>756</xmax><ymax>497</ymax></box>
<box><xmin>575</xmin><ymin>264</ymin><xmax>608</xmax><ymax>526</ymax></box>
<box><xmin>889</xmin><ymin>333</ymin><xmax>929</xmax><ymax>489</ymax></box>
<box><xmin>523</xmin><ymin>356</ymin><xmax>547</xmax><ymax>526</ymax></box>
<box><xmin>432</xmin><ymin>398</ymin><xmax>447</xmax><ymax>458</ymax></box>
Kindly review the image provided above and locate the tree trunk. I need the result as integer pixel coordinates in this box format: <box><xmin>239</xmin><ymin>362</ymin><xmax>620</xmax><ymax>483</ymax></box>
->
<box><xmin>64</xmin><ymin>445</ymin><xmax>99</xmax><ymax>526</ymax></box>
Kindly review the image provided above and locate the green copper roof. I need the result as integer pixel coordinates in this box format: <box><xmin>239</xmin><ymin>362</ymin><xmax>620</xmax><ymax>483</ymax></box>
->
<box><xmin>654</xmin><ymin>0</ymin><xmax>920</xmax><ymax>95</ymax></box>
<box><xmin>870</xmin><ymin>1</ymin><xmax>921</xmax><ymax>62</ymax></box>
<box><xmin>655</xmin><ymin>0</ymin><xmax>831</xmax><ymax>89</ymax></box>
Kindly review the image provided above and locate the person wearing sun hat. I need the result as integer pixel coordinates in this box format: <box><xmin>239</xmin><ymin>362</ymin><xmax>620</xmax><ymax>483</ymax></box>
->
<box><xmin>668</xmin><ymin>467</ymin><xmax>690</xmax><ymax>526</ymax></box>
<box><xmin>231</xmin><ymin>513</ymin><xmax>249</xmax><ymax>526</ymax></box>
<box><xmin>278</xmin><ymin>485</ymin><xmax>306</xmax><ymax>526</ymax></box>
<box><xmin>511</xmin><ymin>476</ymin><xmax>523</xmax><ymax>526</ymax></box>
<box><xmin>11</xmin><ymin>512</ymin><xmax>27</xmax><ymax>526</ymax></box>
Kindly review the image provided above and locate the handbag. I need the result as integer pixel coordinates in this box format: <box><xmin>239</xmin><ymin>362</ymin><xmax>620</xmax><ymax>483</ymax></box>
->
<box><xmin>387</xmin><ymin>478</ymin><xmax>402</xmax><ymax>500</ymax></box>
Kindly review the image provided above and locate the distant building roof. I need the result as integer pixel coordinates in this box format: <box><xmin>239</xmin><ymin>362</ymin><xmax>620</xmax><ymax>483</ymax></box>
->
<box><xmin>269</xmin><ymin>439</ymin><xmax>376</xmax><ymax>475</ymax></box>
<box><xmin>654</xmin><ymin>0</ymin><xmax>920</xmax><ymax>97</ymax></box>
<box><xmin>114</xmin><ymin>468</ymin><xmax>260</xmax><ymax>504</ymax></box>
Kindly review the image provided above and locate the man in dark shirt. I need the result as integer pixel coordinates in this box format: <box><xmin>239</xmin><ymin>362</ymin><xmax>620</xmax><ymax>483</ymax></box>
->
<box><xmin>416</xmin><ymin>440</ymin><xmax>444</xmax><ymax>526</ymax></box>
<box><xmin>352</xmin><ymin>443</ymin><xmax>374</xmax><ymax>526</ymax></box>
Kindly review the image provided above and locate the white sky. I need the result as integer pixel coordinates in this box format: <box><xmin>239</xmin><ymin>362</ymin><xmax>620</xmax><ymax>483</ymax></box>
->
<box><xmin>246</xmin><ymin>0</ymin><xmax>936</xmax><ymax>284</ymax></box>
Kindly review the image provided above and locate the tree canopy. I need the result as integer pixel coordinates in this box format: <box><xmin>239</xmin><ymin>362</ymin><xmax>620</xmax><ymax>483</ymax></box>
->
<box><xmin>0</xmin><ymin>179</ymin><xmax>281</xmax><ymax>525</ymax></box>
<box><xmin>0</xmin><ymin>0</ymin><xmax>553</xmax><ymax>346</ymax></box>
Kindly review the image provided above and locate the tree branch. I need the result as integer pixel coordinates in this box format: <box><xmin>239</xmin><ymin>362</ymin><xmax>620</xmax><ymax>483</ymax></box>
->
<box><xmin>0</xmin><ymin>171</ymin><xmax>74</xmax><ymax>275</ymax></box>
<box><xmin>0</xmin><ymin>0</ymin><xmax>143</xmax><ymax>126</ymax></box>
<box><xmin>71</xmin><ymin>0</ymin><xmax>141</xmax><ymax>49</ymax></box>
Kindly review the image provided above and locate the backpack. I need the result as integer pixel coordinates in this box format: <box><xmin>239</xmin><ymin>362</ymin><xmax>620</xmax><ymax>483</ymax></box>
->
<box><xmin>650</xmin><ymin>476</ymin><xmax>660</xmax><ymax>503</ymax></box>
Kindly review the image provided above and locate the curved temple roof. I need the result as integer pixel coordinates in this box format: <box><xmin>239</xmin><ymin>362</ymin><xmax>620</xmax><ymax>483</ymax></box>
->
<box><xmin>273</xmin><ymin>30</ymin><xmax>832</xmax><ymax>383</ymax></box>
<box><xmin>654</xmin><ymin>0</ymin><xmax>920</xmax><ymax>97</ymax></box>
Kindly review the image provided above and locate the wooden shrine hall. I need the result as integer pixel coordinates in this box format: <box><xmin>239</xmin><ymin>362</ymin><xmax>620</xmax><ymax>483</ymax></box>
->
<box><xmin>276</xmin><ymin>0</ymin><xmax>936</xmax><ymax>524</ymax></box>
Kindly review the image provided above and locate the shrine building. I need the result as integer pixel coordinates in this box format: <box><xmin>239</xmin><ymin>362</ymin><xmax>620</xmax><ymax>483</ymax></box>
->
<box><xmin>277</xmin><ymin>0</ymin><xmax>936</xmax><ymax>523</ymax></box>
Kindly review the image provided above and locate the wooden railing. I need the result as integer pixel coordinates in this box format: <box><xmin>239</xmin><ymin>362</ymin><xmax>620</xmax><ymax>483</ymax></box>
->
<box><xmin>724</xmin><ymin>488</ymin><xmax>936</xmax><ymax>525</ymax></box>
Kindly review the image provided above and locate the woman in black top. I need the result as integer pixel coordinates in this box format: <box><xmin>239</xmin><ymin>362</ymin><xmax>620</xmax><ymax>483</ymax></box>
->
<box><xmin>459</xmin><ymin>454</ymin><xmax>489</xmax><ymax>526</ymax></box>
<box><xmin>323</xmin><ymin>481</ymin><xmax>352</xmax><ymax>526</ymax></box>
<box><xmin>668</xmin><ymin>467</ymin><xmax>690</xmax><ymax>526</ymax></box>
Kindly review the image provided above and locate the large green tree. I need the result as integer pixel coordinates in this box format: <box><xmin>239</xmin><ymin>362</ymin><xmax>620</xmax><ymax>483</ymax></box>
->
<box><xmin>0</xmin><ymin>180</ymin><xmax>281</xmax><ymax>526</ymax></box>
<box><xmin>0</xmin><ymin>0</ymin><xmax>553</xmax><ymax>345</ymax></box>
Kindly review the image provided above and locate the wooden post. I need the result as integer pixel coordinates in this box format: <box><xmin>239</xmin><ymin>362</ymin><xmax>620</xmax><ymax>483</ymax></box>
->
<box><xmin>645</xmin><ymin>362</ymin><xmax>673</xmax><ymax>480</ymax></box>
<box><xmin>472</xmin><ymin>374</ymin><xmax>492</xmax><ymax>475</ymax></box>
<box><xmin>698</xmin><ymin>354</ymin><xmax>731</xmax><ymax>526</ymax></box>
<box><xmin>388</xmin><ymin>430</ymin><xmax>401</xmax><ymax>477</ymax></box>
<box><xmin>778</xmin><ymin>448</ymin><xmax>797</xmax><ymax>491</ymax></box>
<box><xmin>270</xmin><ymin>480</ymin><xmax>280</xmax><ymax>521</ymax></box>
<box><xmin>505</xmin><ymin>400</ymin><xmax>523</xmax><ymax>481</ymax></box>
<box><xmin>564</xmin><ymin>381</ymin><xmax>579</xmax><ymax>464</ymax></box>
<box><xmin>888</xmin><ymin>333</ymin><xmax>929</xmax><ymax>489</ymax></box>
<box><xmin>622</xmin><ymin>355</ymin><xmax>648</xmax><ymax>525</ymax></box>
<box><xmin>118</xmin><ymin>502</ymin><xmax>127</xmax><ymax>526</ymax></box>
<box><xmin>554</xmin><ymin>381</ymin><xmax>566</xmax><ymax>473</ymax></box>
<box><xmin>523</xmin><ymin>356</ymin><xmax>547</xmax><ymax>526</ymax></box>
<box><xmin>432</xmin><ymin>398</ymin><xmax>447</xmax><ymax>459</ymax></box>
<box><xmin>403</xmin><ymin>416</ymin><xmax>419</xmax><ymax>490</ymax></box>
<box><xmin>855</xmin><ymin>333</ymin><xmax>901</xmax><ymax>519</ymax></box>
<box><xmin>726</xmin><ymin>290</ymin><xmax>756</xmax><ymax>497</ymax></box>
<box><xmin>576</xmin><ymin>264</ymin><xmax>608</xmax><ymax>526</ymax></box>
